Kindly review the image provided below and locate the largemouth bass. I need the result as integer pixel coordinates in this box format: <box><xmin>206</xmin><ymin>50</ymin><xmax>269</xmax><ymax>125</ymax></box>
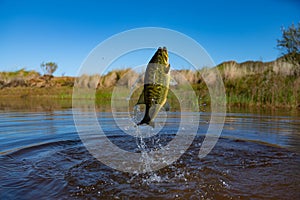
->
<box><xmin>136</xmin><ymin>47</ymin><xmax>170</xmax><ymax>126</ymax></box>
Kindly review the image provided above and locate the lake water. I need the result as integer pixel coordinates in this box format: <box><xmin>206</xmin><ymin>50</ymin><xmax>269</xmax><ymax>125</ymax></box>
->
<box><xmin>0</xmin><ymin>106</ymin><xmax>299</xmax><ymax>199</ymax></box>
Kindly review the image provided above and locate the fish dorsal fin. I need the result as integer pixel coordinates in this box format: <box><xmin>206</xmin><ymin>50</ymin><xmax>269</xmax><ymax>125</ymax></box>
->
<box><xmin>136</xmin><ymin>89</ymin><xmax>145</xmax><ymax>104</ymax></box>
<box><xmin>164</xmin><ymin>64</ymin><xmax>170</xmax><ymax>74</ymax></box>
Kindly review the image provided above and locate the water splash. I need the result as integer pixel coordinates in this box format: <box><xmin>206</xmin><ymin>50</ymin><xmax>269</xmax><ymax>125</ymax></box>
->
<box><xmin>130</xmin><ymin>106</ymin><xmax>166</xmax><ymax>181</ymax></box>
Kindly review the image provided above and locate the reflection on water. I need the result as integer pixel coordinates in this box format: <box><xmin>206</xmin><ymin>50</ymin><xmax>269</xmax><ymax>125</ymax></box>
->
<box><xmin>0</xmin><ymin>105</ymin><xmax>299</xmax><ymax>199</ymax></box>
<box><xmin>0</xmin><ymin>98</ymin><xmax>73</xmax><ymax>112</ymax></box>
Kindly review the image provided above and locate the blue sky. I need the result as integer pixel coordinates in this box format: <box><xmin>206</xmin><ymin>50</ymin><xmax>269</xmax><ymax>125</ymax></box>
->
<box><xmin>0</xmin><ymin>0</ymin><xmax>299</xmax><ymax>76</ymax></box>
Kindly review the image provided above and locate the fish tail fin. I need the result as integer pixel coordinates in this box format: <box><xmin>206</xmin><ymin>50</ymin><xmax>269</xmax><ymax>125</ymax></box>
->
<box><xmin>137</xmin><ymin>114</ymin><xmax>151</xmax><ymax>126</ymax></box>
<box><xmin>137</xmin><ymin>105</ymin><xmax>152</xmax><ymax>126</ymax></box>
<box><xmin>137</xmin><ymin>120</ymin><xmax>155</xmax><ymax>128</ymax></box>
<box><xmin>137</xmin><ymin>117</ymin><xmax>155</xmax><ymax>128</ymax></box>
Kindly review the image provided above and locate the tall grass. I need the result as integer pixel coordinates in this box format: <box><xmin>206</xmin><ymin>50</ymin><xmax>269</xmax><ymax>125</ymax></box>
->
<box><xmin>1</xmin><ymin>58</ymin><xmax>299</xmax><ymax>108</ymax></box>
<box><xmin>217</xmin><ymin>60</ymin><xmax>299</xmax><ymax>108</ymax></box>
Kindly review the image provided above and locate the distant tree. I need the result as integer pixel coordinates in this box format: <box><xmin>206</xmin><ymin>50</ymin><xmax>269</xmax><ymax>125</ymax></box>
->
<box><xmin>40</xmin><ymin>62</ymin><xmax>58</xmax><ymax>76</ymax></box>
<box><xmin>277</xmin><ymin>22</ymin><xmax>300</xmax><ymax>75</ymax></box>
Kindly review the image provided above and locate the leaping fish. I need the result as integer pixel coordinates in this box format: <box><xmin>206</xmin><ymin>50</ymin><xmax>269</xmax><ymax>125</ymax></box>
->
<box><xmin>136</xmin><ymin>47</ymin><xmax>170</xmax><ymax>126</ymax></box>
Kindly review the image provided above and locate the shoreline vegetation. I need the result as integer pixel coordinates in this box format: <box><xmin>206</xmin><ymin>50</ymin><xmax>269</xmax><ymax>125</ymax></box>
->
<box><xmin>0</xmin><ymin>56</ymin><xmax>299</xmax><ymax>111</ymax></box>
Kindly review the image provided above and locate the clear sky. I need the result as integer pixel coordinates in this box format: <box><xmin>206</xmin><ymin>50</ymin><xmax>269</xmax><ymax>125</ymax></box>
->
<box><xmin>0</xmin><ymin>0</ymin><xmax>299</xmax><ymax>76</ymax></box>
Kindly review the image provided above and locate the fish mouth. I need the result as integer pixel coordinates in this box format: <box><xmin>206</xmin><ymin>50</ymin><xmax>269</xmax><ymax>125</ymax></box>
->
<box><xmin>158</xmin><ymin>46</ymin><xmax>169</xmax><ymax>65</ymax></box>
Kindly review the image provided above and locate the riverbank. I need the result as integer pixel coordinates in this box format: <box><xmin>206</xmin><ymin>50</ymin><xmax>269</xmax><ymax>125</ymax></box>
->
<box><xmin>0</xmin><ymin>56</ymin><xmax>299</xmax><ymax>109</ymax></box>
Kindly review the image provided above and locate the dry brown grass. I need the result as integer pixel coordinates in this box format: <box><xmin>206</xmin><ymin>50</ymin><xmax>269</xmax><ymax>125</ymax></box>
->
<box><xmin>1</xmin><ymin>57</ymin><xmax>299</xmax><ymax>108</ymax></box>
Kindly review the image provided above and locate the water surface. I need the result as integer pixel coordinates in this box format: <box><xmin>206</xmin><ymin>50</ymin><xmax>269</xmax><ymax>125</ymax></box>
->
<box><xmin>0</xmin><ymin>107</ymin><xmax>299</xmax><ymax>199</ymax></box>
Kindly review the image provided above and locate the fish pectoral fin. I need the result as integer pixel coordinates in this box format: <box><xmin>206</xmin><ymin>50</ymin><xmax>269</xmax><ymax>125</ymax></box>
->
<box><xmin>136</xmin><ymin>89</ymin><xmax>145</xmax><ymax>104</ymax></box>
<box><xmin>163</xmin><ymin>101</ymin><xmax>170</xmax><ymax>111</ymax></box>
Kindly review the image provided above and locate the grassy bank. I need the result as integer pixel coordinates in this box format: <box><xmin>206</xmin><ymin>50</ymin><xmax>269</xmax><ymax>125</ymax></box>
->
<box><xmin>217</xmin><ymin>59</ymin><xmax>300</xmax><ymax>108</ymax></box>
<box><xmin>0</xmin><ymin>56</ymin><xmax>299</xmax><ymax>109</ymax></box>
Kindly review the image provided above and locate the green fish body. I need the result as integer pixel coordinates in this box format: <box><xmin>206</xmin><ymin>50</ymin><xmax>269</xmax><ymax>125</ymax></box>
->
<box><xmin>136</xmin><ymin>47</ymin><xmax>170</xmax><ymax>126</ymax></box>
